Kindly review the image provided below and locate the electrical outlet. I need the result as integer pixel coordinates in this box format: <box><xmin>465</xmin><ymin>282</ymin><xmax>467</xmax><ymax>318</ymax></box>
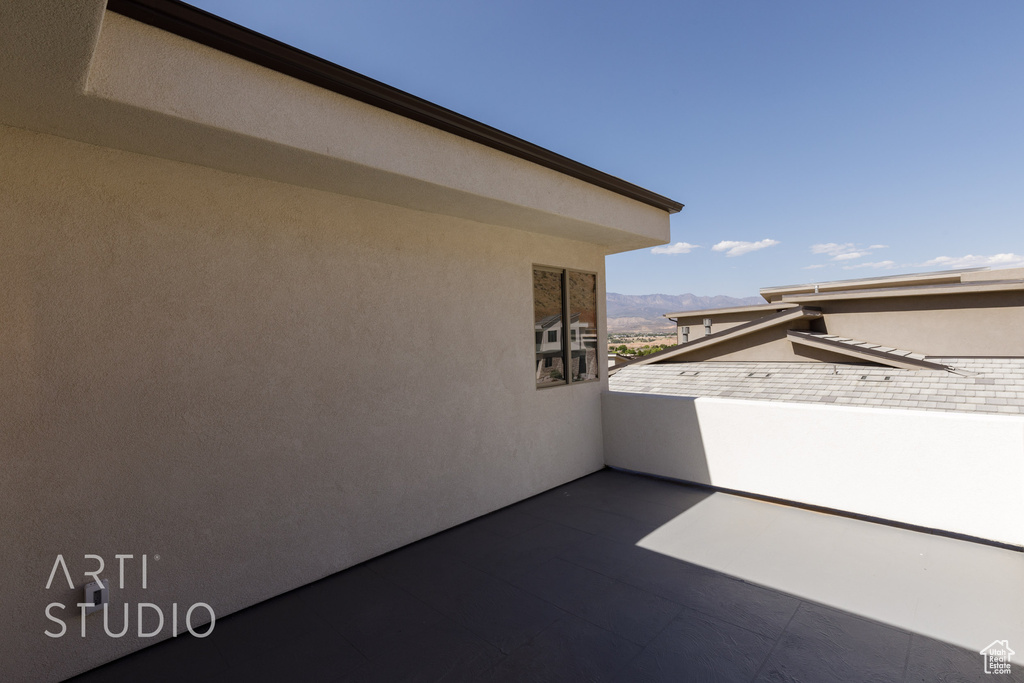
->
<box><xmin>83</xmin><ymin>579</ymin><xmax>109</xmax><ymax>616</ymax></box>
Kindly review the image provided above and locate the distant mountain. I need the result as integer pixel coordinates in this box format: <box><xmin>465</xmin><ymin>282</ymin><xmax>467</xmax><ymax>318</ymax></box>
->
<box><xmin>607</xmin><ymin>292</ymin><xmax>764</xmax><ymax>333</ymax></box>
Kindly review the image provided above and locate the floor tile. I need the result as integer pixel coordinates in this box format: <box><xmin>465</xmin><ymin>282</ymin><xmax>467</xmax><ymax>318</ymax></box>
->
<box><xmin>373</xmin><ymin>553</ymin><xmax>564</xmax><ymax>654</ymax></box>
<box><xmin>754</xmin><ymin>603</ymin><xmax>910</xmax><ymax>683</ymax></box>
<box><xmin>614</xmin><ymin>607</ymin><xmax>775</xmax><ymax>683</ymax></box>
<box><xmin>462</xmin><ymin>518</ymin><xmax>594</xmax><ymax>582</ymax></box>
<box><xmin>348</xmin><ymin>619</ymin><xmax>503</xmax><ymax>683</ymax></box>
<box><xmin>556</xmin><ymin>533</ymin><xmax>650</xmax><ymax>580</ymax></box>
<box><xmin>525</xmin><ymin>500</ymin><xmax>658</xmax><ymax>544</ymax></box>
<box><xmin>71</xmin><ymin>470</ymin><xmax>1013</xmax><ymax>683</ymax></box>
<box><xmin>217</xmin><ymin>626</ymin><xmax>365</xmax><ymax>683</ymax></box>
<box><xmin>623</xmin><ymin>556</ymin><xmax>800</xmax><ymax>641</ymax></box>
<box><xmin>481</xmin><ymin>614</ymin><xmax>642</xmax><ymax>683</ymax></box>
<box><xmin>308</xmin><ymin>565</ymin><xmax>447</xmax><ymax>661</ymax></box>
<box><xmin>511</xmin><ymin>557</ymin><xmax>683</xmax><ymax>646</ymax></box>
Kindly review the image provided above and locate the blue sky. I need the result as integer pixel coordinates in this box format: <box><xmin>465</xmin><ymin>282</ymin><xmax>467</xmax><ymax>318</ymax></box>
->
<box><xmin>190</xmin><ymin>0</ymin><xmax>1024</xmax><ymax>297</ymax></box>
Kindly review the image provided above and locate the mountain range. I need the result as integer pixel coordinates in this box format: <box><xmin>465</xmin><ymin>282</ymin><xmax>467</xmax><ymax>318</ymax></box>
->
<box><xmin>607</xmin><ymin>292</ymin><xmax>764</xmax><ymax>333</ymax></box>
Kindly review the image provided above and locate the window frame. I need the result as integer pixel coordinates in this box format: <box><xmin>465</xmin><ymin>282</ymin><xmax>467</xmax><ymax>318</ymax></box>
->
<box><xmin>533</xmin><ymin>264</ymin><xmax>600</xmax><ymax>389</ymax></box>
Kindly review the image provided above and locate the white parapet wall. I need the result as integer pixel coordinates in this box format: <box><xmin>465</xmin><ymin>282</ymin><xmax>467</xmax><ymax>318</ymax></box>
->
<box><xmin>602</xmin><ymin>392</ymin><xmax>1024</xmax><ymax>547</ymax></box>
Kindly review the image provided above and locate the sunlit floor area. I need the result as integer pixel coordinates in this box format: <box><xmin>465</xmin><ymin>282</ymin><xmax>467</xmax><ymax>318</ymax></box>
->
<box><xmin>71</xmin><ymin>469</ymin><xmax>1023</xmax><ymax>682</ymax></box>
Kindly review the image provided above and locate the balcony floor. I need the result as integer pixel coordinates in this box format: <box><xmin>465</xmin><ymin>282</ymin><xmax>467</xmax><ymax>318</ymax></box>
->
<box><xmin>71</xmin><ymin>469</ymin><xmax>1023</xmax><ymax>682</ymax></box>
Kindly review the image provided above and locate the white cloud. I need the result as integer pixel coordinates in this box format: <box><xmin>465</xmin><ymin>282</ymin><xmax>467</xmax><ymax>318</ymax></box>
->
<box><xmin>711</xmin><ymin>239</ymin><xmax>780</xmax><ymax>257</ymax></box>
<box><xmin>810</xmin><ymin>242</ymin><xmax>887</xmax><ymax>261</ymax></box>
<box><xmin>651</xmin><ymin>241</ymin><xmax>699</xmax><ymax>255</ymax></box>
<box><xmin>921</xmin><ymin>253</ymin><xmax>1024</xmax><ymax>269</ymax></box>
<box><xmin>803</xmin><ymin>264</ymin><xmax>827</xmax><ymax>270</ymax></box>
<box><xmin>810</xmin><ymin>242</ymin><xmax>855</xmax><ymax>257</ymax></box>
<box><xmin>841</xmin><ymin>260</ymin><xmax>896</xmax><ymax>270</ymax></box>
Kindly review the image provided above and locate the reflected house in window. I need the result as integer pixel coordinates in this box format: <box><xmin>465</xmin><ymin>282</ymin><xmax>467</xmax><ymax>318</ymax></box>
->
<box><xmin>535</xmin><ymin>312</ymin><xmax>577</xmax><ymax>381</ymax></box>
<box><xmin>534</xmin><ymin>267</ymin><xmax>599</xmax><ymax>387</ymax></box>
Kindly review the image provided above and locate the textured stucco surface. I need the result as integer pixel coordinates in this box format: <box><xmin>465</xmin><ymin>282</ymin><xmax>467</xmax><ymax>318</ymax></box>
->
<box><xmin>603</xmin><ymin>392</ymin><xmax>1024</xmax><ymax>546</ymax></box>
<box><xmin>813</xmin><ymin>293</ymin><xmax>1024</xmax><ymax>357</ymax></box>
<box><xmin>0</xmin><ymin>123</ymin><xmax>608</xmax><ymax>682</ymax></box>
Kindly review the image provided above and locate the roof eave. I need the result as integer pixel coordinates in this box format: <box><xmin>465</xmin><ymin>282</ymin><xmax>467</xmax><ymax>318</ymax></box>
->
<box><xmin>106</xmin><ymin>0</ymin><xmax>683</xmax><ymax>214</ymax></box>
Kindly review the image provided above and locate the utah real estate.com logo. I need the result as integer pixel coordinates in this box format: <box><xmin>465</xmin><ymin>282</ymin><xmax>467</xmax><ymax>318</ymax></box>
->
<box><xmin>980</xmin><ymin>640</ymin><xmax>1014</xmax><ymax>676</ymax></box>
<box><xmin>44</xmin><ymin>554</ymin><xmax>215</xmax><ymax>638</ymax></box>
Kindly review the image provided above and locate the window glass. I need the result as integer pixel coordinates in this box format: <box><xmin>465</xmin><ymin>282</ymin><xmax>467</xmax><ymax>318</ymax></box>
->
<box><xmin>569</xmin><ymin>271</ymin><xmax>599</xmax><ymax>382</ymax></box>
<box><xmin>533</xmin><ymin>268</ymin><xmax>566</xmax><ymax>387</ymax></box>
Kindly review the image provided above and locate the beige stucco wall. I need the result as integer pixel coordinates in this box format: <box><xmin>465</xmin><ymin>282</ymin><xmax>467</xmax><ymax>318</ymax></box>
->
<box><xmin>667</xmin><ymin>289</ymin><xmax>1024</xmax><ymax>362</ymax></box>
<box><xmin>820</xmin><ymin>293</ymin><xmax>1024</xmax><ymax>357</ymax></box>
<box><xmin>0</xmin><ymin>123</ymin><xmax>610</xmax><ymax>682</ymax></box>
<box><xmin>671</xmin><ymin>310</ymin><xmax>777</xmax><ymax>344</ymax></box>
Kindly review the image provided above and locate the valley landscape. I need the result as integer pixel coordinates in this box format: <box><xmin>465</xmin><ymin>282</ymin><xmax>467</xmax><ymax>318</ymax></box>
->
<box><xmin>606</xmin><ymin>292</ymin><xmax>762</xmax><ymax>333</ymax></box>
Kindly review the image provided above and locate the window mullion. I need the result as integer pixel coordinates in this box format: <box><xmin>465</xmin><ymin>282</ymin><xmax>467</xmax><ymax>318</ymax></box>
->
<box><xmin>562</xmin><ymin>269</ymin><xmax>572</xmax><ymax>385</ymax></box>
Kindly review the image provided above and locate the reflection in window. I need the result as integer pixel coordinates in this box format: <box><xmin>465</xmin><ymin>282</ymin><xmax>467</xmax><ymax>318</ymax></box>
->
<box><xmin>534</xmin><ymin>266</ymin><xmax>599</xmax><ymax>388</ymax></box>
<box><xmin>569</xmin><ymin>271</ymin><xmax>599</xmax><ymax>382</ymax></box>
<box><xmin>534</xmin><ymin>268</ymin><xmax>566</xmax><ymax>387</ymax></box>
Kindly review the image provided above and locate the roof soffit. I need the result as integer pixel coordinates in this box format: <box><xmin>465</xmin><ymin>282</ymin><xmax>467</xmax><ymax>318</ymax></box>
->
<box><xmin>0</xmin><ymin>0</ymin><xmax>672</xmax><ymax>252</ymax></box>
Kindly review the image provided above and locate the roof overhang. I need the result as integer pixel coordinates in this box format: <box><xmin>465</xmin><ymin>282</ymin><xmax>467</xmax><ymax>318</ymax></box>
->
<box><xmin>0</xmin><ymin>0</ymin><xmax>678</xmax><ymax>253</ymax></box>
<box><xmin>780</xmin><ymin>280</ymin><xmax>1024</xmax><ymax>304</ymax></box>
<box><xmin>787</xmin><ymin>331</ymin><xmax>951</xmax><ymax>371</ymax></box>
<box><xmin>760</xmin><ymin>268</ymin><xmax>987</xmax><ymax>303</ymax></box>
<box><xmin>663</xmin><ymin>302</ymin><xmax>798</xmax><ymax>320</ymax></box>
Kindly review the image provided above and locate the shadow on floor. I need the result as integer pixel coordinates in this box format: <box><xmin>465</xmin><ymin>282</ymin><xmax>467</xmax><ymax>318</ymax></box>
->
<box><xmin>69</xmin><ymin>469</ymin><xmax>1019</xmax><ymax>682</ymax></box>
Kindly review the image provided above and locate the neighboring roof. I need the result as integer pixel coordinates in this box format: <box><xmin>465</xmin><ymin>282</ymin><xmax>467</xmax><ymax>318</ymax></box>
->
<box><xmin>663</xmin><ymin>302</ymin><xmax>798</xmax><ymax>320</ymax></box>
<box><xmin>663</xmin><ymin>268</ymin><xmax>1024</xmax><ymax>322</ymax></box>
<box><xmin>609</xmin><ymin>359</ymin><xmax>1024</xmax><ymax>416</ymax></box>
<box><xmin>107</xmin><ymin>0</ymin><xmax>683</xmax><ymax>214</ymax></box>
<box><xmin>787</xmin><ymin>331</ymin><xmax>951</xmax><ymax>372</ymax></box>
<box><xmin>616</xmin><ymin>306</ymin><xmax>822</xmax><ymax>370</ymax></box>
<box><xmin>779</xmin><ymin>279</ymin><xmax>1024</xmax><ymax>304</ymax></box>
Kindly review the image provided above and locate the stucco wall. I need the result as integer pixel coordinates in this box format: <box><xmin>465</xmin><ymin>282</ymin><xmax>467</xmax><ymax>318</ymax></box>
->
<box><xmin>0</xmin><ymin>123</ymin><xmax>608</xmax><ymax>682</ymax></box>
<box><xmin>819</xmin><ymin>293</ymin><xmax>1024</xmax><ymax>357</ymax></box>
<box><xmin>603</xmin><ymin>392</ymin><xmax>1024</xmax><ymax>547</ymax></box>
<box><xmin>671</xmin><ymin>310</ymin><xmax>771</xmax><ymax>343</ymax></box>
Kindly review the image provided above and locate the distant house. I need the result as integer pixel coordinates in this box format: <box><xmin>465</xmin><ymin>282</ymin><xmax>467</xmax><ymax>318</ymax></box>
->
<box><xmin>611</xmin><ymin>267</ymin><xmax>1024</xmax><ymax>417</ymax></box>
<box><xmin>633</xmin><ymin>267</ymin><xmax>1024</xmax><ymax>367</ymax></box>
<box><xmin>535</xmin><ymin>313</ymin><xmax>598</xmax><ymax>384</ymax></box>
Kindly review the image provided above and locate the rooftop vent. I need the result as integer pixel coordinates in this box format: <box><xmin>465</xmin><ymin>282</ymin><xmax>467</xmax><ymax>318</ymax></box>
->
<box><xmin>859</xmin><ymin>375</ymin><xmax>892</xmax><ymax>381</ymax></box>
<box><xmin>747</xmin><ymin>372</ymin><xmax>772</xmax><ymax>378</ymax></box>
<box><xmin>679</xmin><ymin>371</ymin><xmax>701</xmax><ymax>377</ymax></box>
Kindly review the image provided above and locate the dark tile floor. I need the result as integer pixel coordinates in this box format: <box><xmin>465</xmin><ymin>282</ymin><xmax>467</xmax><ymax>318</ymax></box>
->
<box><xmin>70</xmin><ymin>469</ymin><xmax>1016</xmax><ymax>682</ymax></box>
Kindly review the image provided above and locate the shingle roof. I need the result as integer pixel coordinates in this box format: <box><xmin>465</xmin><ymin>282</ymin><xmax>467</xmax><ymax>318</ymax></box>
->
<box><xmin>609</xmin><ymin>358</ymin><xmax>1024</xmax><ymax>416</ymax></box>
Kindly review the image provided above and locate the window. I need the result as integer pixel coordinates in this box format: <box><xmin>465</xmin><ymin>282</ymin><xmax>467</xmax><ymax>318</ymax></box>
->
<box><xmin>533</xmin><ymin>266</ymin><xmax>599</xmax><ymax>388</ymax></box>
